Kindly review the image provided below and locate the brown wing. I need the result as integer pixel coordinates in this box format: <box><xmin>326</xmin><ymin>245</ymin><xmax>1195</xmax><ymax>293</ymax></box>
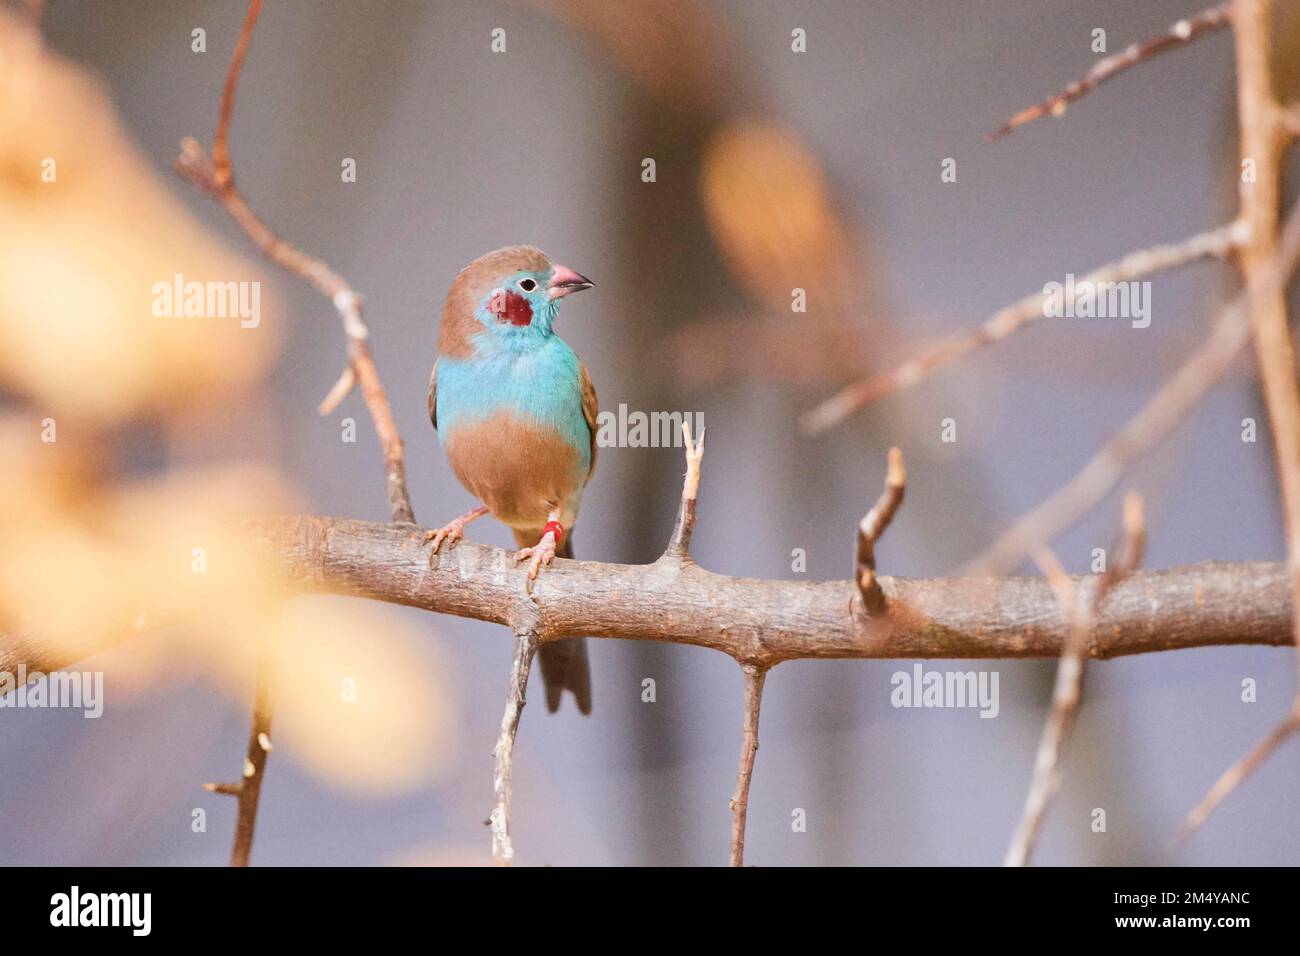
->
<box><xmin>580</xmin><ymin>362</ymin><xmax>598</xmax><ymax>481</ymax></box>
<box><xmin>427</xmin><ymin>363</ymin><xmax>438</xmax><ymax>430</ymax></box>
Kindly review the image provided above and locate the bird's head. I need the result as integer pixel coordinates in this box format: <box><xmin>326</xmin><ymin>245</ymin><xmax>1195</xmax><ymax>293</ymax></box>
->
<box><xmin>439</xmin><ymin>245</ymin><xmax>593</xmax><ymax>356</ymax></box>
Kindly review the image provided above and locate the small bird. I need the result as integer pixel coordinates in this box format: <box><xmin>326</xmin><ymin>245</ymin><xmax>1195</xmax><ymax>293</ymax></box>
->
<box><xmin>426</xmin><ymin>246</ymin><xmax>597</xmax><ymax>714</ymax></box>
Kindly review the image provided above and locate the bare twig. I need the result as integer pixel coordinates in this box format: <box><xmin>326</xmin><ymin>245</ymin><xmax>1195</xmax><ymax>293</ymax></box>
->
<box><xmin>801</xmin><ymin>223</ymin><xmax>1245</xmax><ymax>435</ymax></box>
<box><xmin>964</xmin><ymin>195</ymin><xmax>1300</xmax><ymax>577</ymax></box>
<box><xmin>202</xmin><ymin>645</ymin><xmax>275</xmax><ymax>867</ymax></box>
<box><xmin>317</xmin><ymin>365</ymin><xmax>356</xmax><ymax>417</ymax></box>
<box><xmin>230</xmin><ymin>649</ymin><xmax>274</xmax><ymax>867</ymax></box>
<box><xmin>490</xmin><ymin>623</ymin><xmax>538</xmax><ymax>864</ymax></box>
<box><xmin>210</xmin><ymin>0</ymin><xmax>262</xmax><ymax>188</ymax></box>
<box><xmin>1179</xmin><ymin>704</ymin><xmax>1300</xmax><ymax>839</ymax></box>
<box><xmin>173</xmin><ymin>1</ymin><xmax>414</xmax><ymax>524</ymax></box>
<box><xmin>986</xmin><ymin>3</ymin><xmax>1232</xmax><ymax>141</ymax></box>
<box><xmin>1005</xmin><ymin>494</ymin><xmax>1145</xmax><ymax>867</ymax></box>
<box><xmin>728</xmin><ymin>662</ymin><xmax>767</xmax><ymax>867</ymax></box>
<box><xmin>663</xmin><ymin>420</ymin><xmax>706</xmax><ymax>559</ymax></box>
<box><xmin>856</xmin><ymin>447</ymin><xmax>905</xmax><ymax>616</ymax></box>
<box><xmin>962</xmin><ymin>305</ymin><xmax>1245</xmax><ymax>576</ymax></box>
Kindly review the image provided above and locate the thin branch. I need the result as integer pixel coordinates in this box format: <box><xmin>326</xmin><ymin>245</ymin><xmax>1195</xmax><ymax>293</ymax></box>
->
<box><xmin>962</xmin><ymin>303</ymin><xmax>1244</xmax><ymax>576</ymax></box>
<box><xmin>964</xmin><ymin>195</ymin><xmax>1300</xmax><ymax>577</ymax></box>
<box><xmin>1005</xmin><ymin>494</ymin><xmax>1145</xmax><ymax>867</ymax></box>
<box><xmin>490</xmin><ymin>623</ymin><xmax>538</xmax><ymax>865</ymax></box>
<box><xmin>728</xmin><ymin>663</ymin><xmax>767</xmax><ymax>867</ymax></box>
<box><xmin>230</xmin><ymin>649</ymin><xmax>274</xmax><ymax>867</ymax></box>
<box><xmin>663</xmin><ymin>423</ymin><xmax>771</xmax><ymax>865</ymax></box>
<box><xmin>1179</xmin><ymin>705</ymin><xmax>1300</xmax><ymax>839</ymax></box>
<box><xmin>202</xmin><ymin>645</ymin><xmax>275</xmax><ymax>867</ymax></box>
<box><xmin>663</xmin><ymin>420</ymin><xmax>706</xmax><ymax>560</ymax></box>
<box><xmin>855</xmin><ymin>447</ymin><xmax>905</xmax><ymax>616</ymax></box>
<box><xmin>173</xmin><ymin>1</ymin><xmax>414</xmax><ymax>524</ymax></box>
<box><xmin>1177</xmin><ymin>0</ymin><xmax>1300</xmax><ymax>839</ymax></box>
<box><xmin>210</xmin><ymin>0</ymin><xmax>262</xmax><ymax>188</ymax></box>
<box><xmin>228</xmin><ymin>516</ymin><xmax>1298</xmax><ymax>664</ymax></box>
<box><xmin>167</xmin><ymin>0</ymin><xmax>410</xmax><ymax>871</ymax></box>
<box><xmin>986</xmin><ymin>3</ymin><xmax>1232</xmax><ymax>141</ymax></box>
<box><xmin>800</xmin><ymin>222</ymin><xmax>1245</xmax><ymax>435</ymax></box>
<box><xmin>317</xmin><ymin>365</ymin><xmax>356</xmax><ymax>417</ymax></box>
<box><xmin>1232</xmin><ymin>0</ymin><xmax>1300</xmax><ymax>686</ymax></box>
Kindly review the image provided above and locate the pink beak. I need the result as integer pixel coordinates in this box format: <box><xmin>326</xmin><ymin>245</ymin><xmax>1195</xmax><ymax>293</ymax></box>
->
<box><xmin>547</xmin><ymin>263</ymin><xmax>595</xmax><ymax>299</ymax></box>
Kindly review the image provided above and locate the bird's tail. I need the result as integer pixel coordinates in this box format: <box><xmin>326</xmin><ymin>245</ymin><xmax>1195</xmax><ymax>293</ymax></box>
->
<box><xmin>513</xmin><ymin>527</ymin><xmax>592</xmax><ymax>715</ymax></box>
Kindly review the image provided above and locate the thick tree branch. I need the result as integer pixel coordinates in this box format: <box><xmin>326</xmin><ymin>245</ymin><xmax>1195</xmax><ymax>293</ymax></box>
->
<box><xmin>225</xmin><ymin>516</ymin><xmax>1297</xmax><ymax>665</ymax></box>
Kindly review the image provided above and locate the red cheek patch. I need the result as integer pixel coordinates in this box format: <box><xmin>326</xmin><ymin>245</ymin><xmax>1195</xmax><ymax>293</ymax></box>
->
<box><xmin>488</xmin><ymin>288</ymin><xmax>533</xmax><ymax>326</ymax></box>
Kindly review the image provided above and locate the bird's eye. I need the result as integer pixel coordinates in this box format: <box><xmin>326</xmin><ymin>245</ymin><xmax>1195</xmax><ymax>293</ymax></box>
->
<box><xmin>518</xmin><ymin>277</ymin><xmax>537</xmax><ymax>292</ymax></box>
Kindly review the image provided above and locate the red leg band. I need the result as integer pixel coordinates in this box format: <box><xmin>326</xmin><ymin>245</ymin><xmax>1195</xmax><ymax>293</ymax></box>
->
<box><xmin>542</xmin><ymin>520</ymin><xmax>565</xmax><ymax>547</ymax></box>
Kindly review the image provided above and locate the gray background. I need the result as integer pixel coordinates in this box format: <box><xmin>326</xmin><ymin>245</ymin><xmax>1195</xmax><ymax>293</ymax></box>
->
<box><xmin>4</xmin><ymin>0</ymin><xmax>1298</xmax><ymax>865</ymax></box>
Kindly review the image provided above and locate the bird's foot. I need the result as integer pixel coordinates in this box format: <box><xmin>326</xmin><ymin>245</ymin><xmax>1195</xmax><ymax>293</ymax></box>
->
<box><xmin>425</xmin><ymin>506</ymin><xmax>489</xmax><ymax>564</ymax></box>
<box><xmin>514</xmin><ymin>520</ymin><xmax>564</xmax><ymax>587</ymax></box>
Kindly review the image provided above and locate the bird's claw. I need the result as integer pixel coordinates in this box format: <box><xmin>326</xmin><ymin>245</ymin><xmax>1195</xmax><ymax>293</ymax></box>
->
<box><xmin>424</xmin><ymin>522</ymin><xmax>466</xmax><ymax>563</ymax></box>
<box><xmin>514</xmin><ymin>531</ymin><xmax>558</xmax><ymax>585</ymax></box>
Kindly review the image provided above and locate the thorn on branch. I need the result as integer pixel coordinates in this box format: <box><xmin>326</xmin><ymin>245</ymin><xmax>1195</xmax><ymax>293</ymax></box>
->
<box><xmin>855</xmin><ymin>447</ymin><xmax>905</xmax><ymax>617</ymax></box>
<box><xmin>664</xmin><ymin>420</ymin><xmax>707</xmax><ymax>560</ymax></box>
<box><xmin>490</xmin><ymin>624</ymin><xmax>538</xmax><ymax>865</ymax></box>
<box><xmin>203</xmin><ymin>781</ymin><xmax>243</xmax><ymax>797</ymax></box>
<box><xmin>729</xmin><ymin>662</ymin><xmax>768</xmax><ymax>867</ymax></box>
<box><xmin>318</xmin><ymin>364</ymin><xmax>357</xmax><ymax>416</ymax></box>
<box><xmin>985</xmin><ymin>2</ymin><xmax>1232</xmax><ymax>142</ymax></box>
<box><xmin>1005</xmin><ymin>493</ymin><xmax>1145</xmax><ymax>867</ymax></box>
